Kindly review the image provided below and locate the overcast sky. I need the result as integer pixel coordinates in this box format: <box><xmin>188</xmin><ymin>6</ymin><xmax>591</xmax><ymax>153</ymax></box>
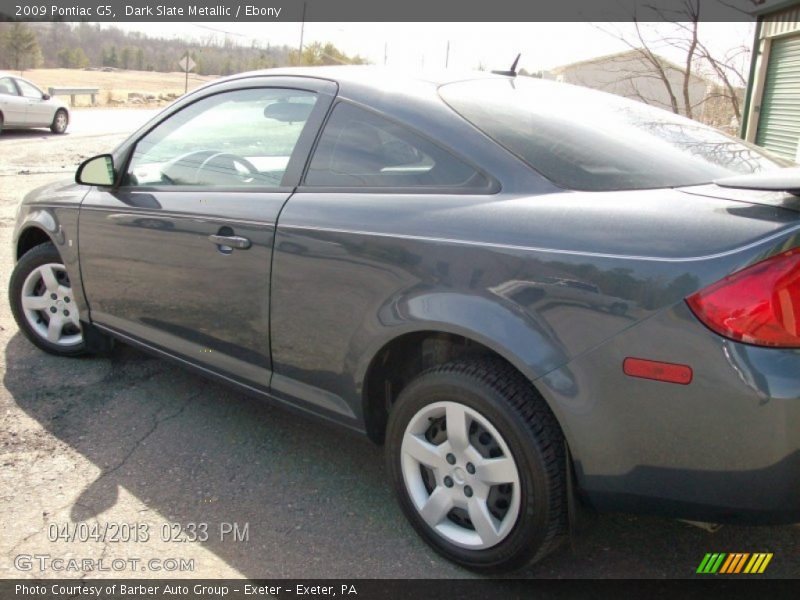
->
<box><xmin>112</xmin><ymin>21</ymin><xmax>756</xmax><ymax>74</ymax></box>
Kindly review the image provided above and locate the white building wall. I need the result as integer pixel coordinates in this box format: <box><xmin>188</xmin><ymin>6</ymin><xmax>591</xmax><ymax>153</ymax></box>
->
<box><xmin>554</xmin><ymin>54</ymin><xmax>709</xmax><ymax>118</ymax></box>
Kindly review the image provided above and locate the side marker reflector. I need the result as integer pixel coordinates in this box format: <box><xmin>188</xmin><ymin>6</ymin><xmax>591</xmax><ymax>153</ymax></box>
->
<box><xmin>623</xmin><ymin>357</ymin><xmax>693</xmax><ymax>385</ymax></box>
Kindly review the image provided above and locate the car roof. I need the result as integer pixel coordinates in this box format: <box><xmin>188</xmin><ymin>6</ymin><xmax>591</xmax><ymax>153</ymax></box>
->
<box><xmin>235</xmin><ymin>65</ymin><xmax>506</xmax><ymax>86</ymax></box>
<box><xmin>216</xmin><ymin>65</ymin><xmax>511</xmax><ymax>105</ymax></box>
<box><xmin>0</xmin><ymin>72</ymin><xmax>33</xmax><ymax>83</ymax></box>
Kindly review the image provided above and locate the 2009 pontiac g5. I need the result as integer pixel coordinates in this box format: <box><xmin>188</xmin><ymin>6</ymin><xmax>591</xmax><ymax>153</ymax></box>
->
<box><xmin>9</xmin><ymin>66</ymin><xmax>800</xmax><ymax>573</ymax></box>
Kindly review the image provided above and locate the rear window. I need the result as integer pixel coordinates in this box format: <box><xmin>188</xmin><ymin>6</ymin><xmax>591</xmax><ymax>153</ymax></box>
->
<box><xmin>440</xmin><ymin>78</ymin><xmax>791</xmax><ymax>192</ymax></box>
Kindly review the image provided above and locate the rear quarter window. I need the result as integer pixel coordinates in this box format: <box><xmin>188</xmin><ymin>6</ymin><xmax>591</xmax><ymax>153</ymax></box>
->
<box><xmin>304</xmin><ymin>102</ymin><xmax>490</xmax><ymax>190</ymax></box>
<box><xmin>0</xmin><ymin>78</ymin><xmax>18</xmax><ymax>95</ymax></box>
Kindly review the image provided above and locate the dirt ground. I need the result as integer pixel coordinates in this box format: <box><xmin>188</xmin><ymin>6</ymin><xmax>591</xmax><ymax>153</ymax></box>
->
<box><xmin>16</xmin><ymin>68</ymin><xmax>218</xmax><ymax>106</ymax></box>
<box><xmin>0</xmin><ymin>119</ymin><xmax>799</xmax><ymax>580</ymax></box>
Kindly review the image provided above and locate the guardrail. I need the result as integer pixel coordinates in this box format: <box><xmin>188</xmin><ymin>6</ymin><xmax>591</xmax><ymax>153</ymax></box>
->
<box><xmin>48</xmin><ymin>87</ymin><xmax>100</xmax><ymax>106</ymax></box>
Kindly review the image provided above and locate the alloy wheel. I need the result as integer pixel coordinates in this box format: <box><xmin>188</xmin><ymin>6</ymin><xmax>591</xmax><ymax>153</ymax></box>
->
<box><xmin>400</xmin><ymin>400</ymin><xmax>521</xmax><ymax>549</ymax></box>
<box><xmin>20</xmin><ymin>263</ymin><xmax>82</xmax><ymax>347</ymax></box>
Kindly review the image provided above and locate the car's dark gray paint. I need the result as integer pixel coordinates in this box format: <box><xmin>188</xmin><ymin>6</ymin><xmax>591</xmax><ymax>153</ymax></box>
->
<box><xmin>541</xmin><ymin>299</ymin><xmax>800</xmax><ymax>522</ymax></box>
<box><xmin>14</xmin><ymin>180</ymin><xmax>90</xmax><ymax>315</ymax></box>
<box><xmin>12</xmin><ymin>67</ymin><xmax>800</xmax><ymax>524</ymax></box>
<box><xmin>76</xmin><ymin>77</ymin><xmax>337</xmax><ymax>390</ymax></box>
<box><xmin>78</xmin><ymin>190</ymin><xmax>286</xmax><ymax>388</ymax></box>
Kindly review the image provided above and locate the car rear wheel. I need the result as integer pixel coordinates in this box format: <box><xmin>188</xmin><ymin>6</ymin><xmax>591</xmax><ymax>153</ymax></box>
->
<box><xmin>9</xmin><ymin>243</ymin><xmax>86</xmax><ymax>356</ymax></box>
<box><xmin>50</xmin><ymin>109</ymin><xmax>68</xmax><ymax>134</ymax></box>
<box><xmin>386</xmin><ymin>357</ymin><xmax>567</xmax><ymax>573</ymax></box>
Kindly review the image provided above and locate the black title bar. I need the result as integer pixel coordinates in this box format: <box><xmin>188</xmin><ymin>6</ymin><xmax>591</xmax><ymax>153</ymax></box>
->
<box><xmin>0</xmin><ymin>0</ymin><xmax>783</xmax><ymax>22</ymax></box>
<box><xmin>2</xmin><ymin>579</ymin><xmax>800</xmax><ymax>600</ymax></box>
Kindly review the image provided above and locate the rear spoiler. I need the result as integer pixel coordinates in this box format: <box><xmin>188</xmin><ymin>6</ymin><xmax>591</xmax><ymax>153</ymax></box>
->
<box><xmin>714</xmin><ymin>168</ymin><xmax>800</xmax><ymax>196</ymax></box>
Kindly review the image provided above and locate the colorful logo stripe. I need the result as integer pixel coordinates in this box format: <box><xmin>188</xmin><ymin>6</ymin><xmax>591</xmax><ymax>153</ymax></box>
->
<box><xmin>697</xmin><ymin>553</ymin><xmax>725</xmax><ymax>573</ymax></box>
<box><xmin>697</xmin><ymin>553</ymin><xmax>773</xmax><ymax>574</ymax></box>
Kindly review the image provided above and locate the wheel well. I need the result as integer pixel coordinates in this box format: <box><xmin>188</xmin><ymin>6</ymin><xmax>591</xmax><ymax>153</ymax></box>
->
<box><xmin>16</xmin><ymin>227</ymin><xmax>52</xmax><ymax>261</ymax></box>
<box><xmin>363</xmin><ymin>331</ymin><xmax>530</xmax><ymax>444</ymax></box>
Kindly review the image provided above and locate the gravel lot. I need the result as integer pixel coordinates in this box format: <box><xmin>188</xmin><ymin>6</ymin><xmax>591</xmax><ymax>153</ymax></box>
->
<box><xmin>1</xmin><ymin>117</ymin><xmax>798</xmax><ymax>579</ymax></box>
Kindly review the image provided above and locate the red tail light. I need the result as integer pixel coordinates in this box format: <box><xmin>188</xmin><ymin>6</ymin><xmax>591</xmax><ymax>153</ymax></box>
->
<box><xmin>686</xmin><ymin>248</ymin><xmax>800</xmax><ymax>347</ymax></box>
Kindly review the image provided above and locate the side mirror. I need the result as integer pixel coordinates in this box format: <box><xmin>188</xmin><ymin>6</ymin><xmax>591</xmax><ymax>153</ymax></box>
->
<box><xmin>76</xmin><ymin>154</ymin><xmax>115</xmax><ymax>186</ymax></box>
<box><xmin>42</xmin><ymin>93</ymin><xmax>51</xmax><ymax>100</ymax></box>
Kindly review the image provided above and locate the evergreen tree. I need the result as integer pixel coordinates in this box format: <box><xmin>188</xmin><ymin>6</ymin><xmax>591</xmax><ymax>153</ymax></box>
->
<box><xmin>2</xmin><ymin>23</ymin><xmax>43</xmax><ymax>71</ymax></box>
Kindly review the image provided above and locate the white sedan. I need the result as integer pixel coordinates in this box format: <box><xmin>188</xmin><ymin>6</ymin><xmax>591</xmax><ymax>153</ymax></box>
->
<box><xmin>0</xmin><ymin>73</ymin><xmax>69</xmax><ymax>134</ymax></box>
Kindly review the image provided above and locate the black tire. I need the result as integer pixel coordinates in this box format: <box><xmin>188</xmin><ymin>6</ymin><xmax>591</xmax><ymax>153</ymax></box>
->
<box><xmin>0</xmin><ymin>112</ymin><xmax>4</xmax><ymax>135</ymax></box>
<box><xmin>50</xmin><ymin>109</ymin><xmax>68</xmax><ymax>134</ymax></box>
<box><xmin>9</xmin><ymin>242</ymin><xmax>87</xmax><ymax>357</ymax></box>
<box><xmin>386</xmin><ymin>357</ymin><xmax>567</xmax><ymax>573</ymax></box>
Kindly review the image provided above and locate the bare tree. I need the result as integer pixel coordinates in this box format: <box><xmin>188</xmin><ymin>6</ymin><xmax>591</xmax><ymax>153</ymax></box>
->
<box><xmin>591</xmin><ymin>1</ymin><xmax>751</xmax><ymax>130</ymax></box>
<box><xmin>680</xmin><ymin>1</ymin><xmax>701</xmax><ymax>120</ymax></box>
<box><xmin>661</xmin><ymin>2</ymin><xmax>750</xmax><ymax>124</ymax></box>
<box><xmin>692</xmin><ymin>37</ymin><xmax>749</xmax><ymax>122</ymax></box>
<box><xmin>592</xmin><ymin>21</ymin><xmax>685</xmax><ymax>115</ymax></box>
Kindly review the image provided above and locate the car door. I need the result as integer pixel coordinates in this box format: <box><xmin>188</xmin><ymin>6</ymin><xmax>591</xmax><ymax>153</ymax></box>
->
<box><xmin>0</xmin><ymin>77</ymin><xmax>28</xmax><ymax>125</ymax></box>
<box><xmin>15</xmin><ymin>78</ymin><xmax>53</xmax><ymax>126</ymax></box>
<box><xmin>270</xmin><ymin>101</ymin><xmax>498</xmax><ymax>419</ymax></box>
<box><xmin>79</xmin><ymin>79</ymin><xmax>335</xmax><ymax>390</ymax></box>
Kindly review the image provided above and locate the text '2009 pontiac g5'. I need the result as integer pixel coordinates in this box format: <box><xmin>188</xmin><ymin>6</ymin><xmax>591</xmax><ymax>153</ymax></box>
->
<box><xmin>9</xmin><ymin>67</ymin><xmax>800</xmax><ymax>573</ymax></box>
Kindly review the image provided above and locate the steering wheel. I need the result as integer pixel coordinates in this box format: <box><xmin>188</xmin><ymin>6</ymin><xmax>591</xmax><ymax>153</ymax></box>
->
<box><xmin>195</xmin><ymin>152</ymin><xmax>260</xmax><ymax>185</ymax></box>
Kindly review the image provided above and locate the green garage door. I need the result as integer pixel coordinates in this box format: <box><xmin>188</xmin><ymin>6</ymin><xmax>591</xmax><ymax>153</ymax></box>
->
<box><xmin>756</xmin><ymin>34</ymin><xmax>800</xmax><ymax>161</ymax></box>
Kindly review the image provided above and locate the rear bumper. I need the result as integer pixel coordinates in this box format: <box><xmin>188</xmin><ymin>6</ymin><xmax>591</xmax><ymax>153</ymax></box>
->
<box><xmin>583</xmin><ymin>454</ymin><xmax>800</xmax><ymax>525</ymax></box>
<box><xmin>539</xmin><ymin>302</ymin><xmax>800</xmax><ymax>525</ymax></box>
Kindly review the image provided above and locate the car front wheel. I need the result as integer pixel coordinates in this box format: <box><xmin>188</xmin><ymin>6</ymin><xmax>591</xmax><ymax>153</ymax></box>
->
<box><xmin>9</xmin><ymin>243</ymin><xmax>86</xmax><ymax>356</ymax></box>
<box><xmin>50</xmin><ymin>109</ymin><xmax>68</xmax><ymax>134</ymax></box>
<box><xmin>386</xmin><ymin>357</ymin><xmax>567</xmax><ymax>573</ymax></box>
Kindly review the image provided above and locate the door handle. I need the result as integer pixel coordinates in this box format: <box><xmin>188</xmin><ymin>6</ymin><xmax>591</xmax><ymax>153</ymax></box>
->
<box><xmin>208</xmin><ymin>234</ymin><xmax>251</xmax><ymax>250</ymax></box>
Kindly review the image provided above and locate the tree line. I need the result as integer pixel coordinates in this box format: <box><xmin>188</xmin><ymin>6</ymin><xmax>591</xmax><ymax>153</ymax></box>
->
<box><xmin>0</xmin><ymin>22</ymin><xmax>368</xmax><ymax>74</ymax></box>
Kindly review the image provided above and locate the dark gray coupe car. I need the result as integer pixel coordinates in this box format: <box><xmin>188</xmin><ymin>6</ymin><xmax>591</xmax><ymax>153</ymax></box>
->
<box><xmin>9</xmin><ymin>66</ymin><xmax>800</xmax><ymax>573</ymax></box>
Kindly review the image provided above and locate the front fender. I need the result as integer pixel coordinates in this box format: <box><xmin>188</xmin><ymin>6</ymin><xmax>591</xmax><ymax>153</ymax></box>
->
<box><xmin>13</xmin><ymin>180</ymin><xmax>90</xmax><ymax>317</ymax></box>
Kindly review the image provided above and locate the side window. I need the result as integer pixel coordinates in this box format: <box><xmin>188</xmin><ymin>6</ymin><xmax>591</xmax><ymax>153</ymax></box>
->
<box><xmin>16</xmin><ymin>79</ymin><xmax>43</xmax><ymax>99</ymax></box>
<box><xmin>305</xmin><ymin>102</ymin><xmax>487</xmax><ymax>189</ymax></box>
<box><xmin>0</xmin><ymin>78</ymin><xmax>18</xmax><ymax>96</ymax></box>
<box><xmin>126</xmin><ymin>88</ymin><xmax>318</xmax><ymax>188</ymax></box>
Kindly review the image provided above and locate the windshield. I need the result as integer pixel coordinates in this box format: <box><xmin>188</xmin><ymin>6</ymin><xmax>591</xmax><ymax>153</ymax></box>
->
<box><xmin>440</xmin><ymin>78</ymin><xmax>792</xmax><ymax>192</ymax></box>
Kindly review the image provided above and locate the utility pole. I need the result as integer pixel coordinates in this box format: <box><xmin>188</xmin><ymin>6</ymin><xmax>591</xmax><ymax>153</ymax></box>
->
<box><xmin>298</xmin><ymin>1</ymin><xmax>306</xmax><ymax>63</ymax></box>
<box><xmin>445</xmin><ymin>41</ymin><xmax>450</xmax><ymax>68</ymax></box>
<box><xmin>384</xmin><ymin>42</ymin><xmax>388</xmax><ymax>66</ymax></box>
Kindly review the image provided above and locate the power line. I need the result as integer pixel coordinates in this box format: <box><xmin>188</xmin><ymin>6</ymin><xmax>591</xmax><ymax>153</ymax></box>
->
<box><xmin>191</xmin><ymin>24</ymin><xmax>247</xmax><ymax>38</ymax></box>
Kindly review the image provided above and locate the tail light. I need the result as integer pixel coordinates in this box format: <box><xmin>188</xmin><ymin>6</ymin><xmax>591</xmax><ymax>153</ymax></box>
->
<box><xmin>686</xmin><ymin>248</ymin><xmax>800</xmax><ymax>347</ymax></box>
